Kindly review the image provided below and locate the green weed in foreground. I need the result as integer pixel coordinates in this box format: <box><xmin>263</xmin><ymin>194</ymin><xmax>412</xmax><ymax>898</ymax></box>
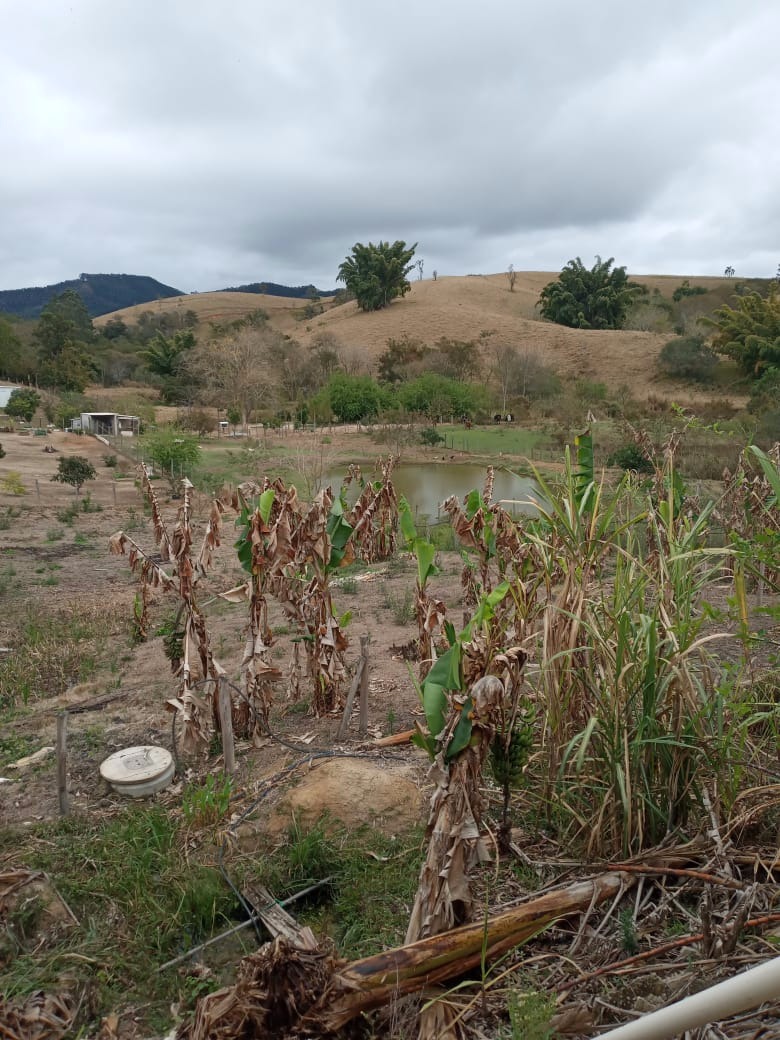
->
<box><xmin>183</xmin><ymin>773</ymin><xmax>233</xmax><ymax>828</ymax></box>
<box><xmin>249</xmin><ymin>816</ymin><xmax>423</xmax><ymax>959</ymax></box>
<box><xmin>0</xmin><ymin>732</ymin><xmax>37</xmax><ymax>768</ymax></box>
<box><xmin>518</xmin><ymin>438</ymin><xmax>779</xmax><ymax>856</ymax></box>
<box><xmin>0</xmin><ymin>807</ymin><xmax>237</xmax><ymax>1034</ymax></box>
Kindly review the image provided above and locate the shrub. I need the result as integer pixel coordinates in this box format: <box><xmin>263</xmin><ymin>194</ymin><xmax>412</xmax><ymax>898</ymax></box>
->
<box><xmin>0</xmin><ymin>442</ymin><xmax>4</xmax><ymax>459</ymax></box>
<box><xmin>102</xmin><ymin>454</ymin><xmax>118</xmax><ymax>468</ymax></box>
<box><xmin>748</xmin><ymin>368</ymin><xmax>780</xmax><ymax>415</ymax></box>
<box><xmin>419</xmin><ymin>426</ymin><xmax>444</xmax><ymax>447</ymax></box>
<box><xmin>658</xmin><ymin>335</ymin><xmax>717</xmax><ymax>382</ymax></box>
<box><xmin>178</xmin><ymin>409</ymin><xmax>217</xmax><ymax>436</ymax></box>
<box><xmin>1</xmin><ymin>471</ymin><xmax>26</xmax><ymax>495</ymax></box>
<box><xmin>672</xmin><ymin>279</ymin><xmax>708</xmax><ymax>302</ymax></box>
<box><xmin>606</xmin><ymin>444</ymin><xmax>653</xmax><ymax>473</ymax></box>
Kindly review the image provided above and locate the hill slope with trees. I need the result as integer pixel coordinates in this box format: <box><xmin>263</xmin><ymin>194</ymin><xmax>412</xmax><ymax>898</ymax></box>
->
<box><xmin>0</xmin><ymin>273</ymin><xmax>185</xmax><ymax>319</ymax></box>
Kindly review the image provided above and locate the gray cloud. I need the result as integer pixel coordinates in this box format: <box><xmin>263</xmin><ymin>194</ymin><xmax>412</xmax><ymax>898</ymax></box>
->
<box><xmin>1</xmin><ymin>0</ymin><xmax>777</xmax><ymax>292</ymax></box>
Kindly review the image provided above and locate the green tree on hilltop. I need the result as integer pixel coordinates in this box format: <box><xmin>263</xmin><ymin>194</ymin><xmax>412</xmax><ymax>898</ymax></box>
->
<box><xmin>337</xmin><ymin>240</ymin><xmax>417</xmax><ymax>312</ymax></box>
<box><xmin>539</xmin><ymin>256</ymin><xmax>644</xmax><ymax>330</ymax></box>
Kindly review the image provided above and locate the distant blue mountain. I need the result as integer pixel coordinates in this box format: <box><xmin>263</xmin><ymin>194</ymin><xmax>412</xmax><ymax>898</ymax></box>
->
<box><xmin>0</xmin><ymin>273</ymin><xmax>185</xmax><ymax>319</ymax></box>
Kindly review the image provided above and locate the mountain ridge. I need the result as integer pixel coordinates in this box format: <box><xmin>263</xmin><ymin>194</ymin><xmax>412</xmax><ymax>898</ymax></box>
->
<box><xmin>0</xmin><ymin>273</ymin><xmax>184</xmax><ymax>319</ymax></box>
<box><xmin>0</xmin><ymin>273</ymin><xmax>340</xmax><ymax>319</ymax></box>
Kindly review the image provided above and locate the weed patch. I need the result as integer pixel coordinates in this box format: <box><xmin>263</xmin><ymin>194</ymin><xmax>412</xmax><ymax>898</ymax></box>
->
<box><xmin>0</xmin><ymin>807</ymin><xmax>238</xmax><ymax>1034</ymax></box>
<box><xmin>383</xmin><ymin>586</ymin><xmax>416</xmax><ymax>626</ymax></box>
<box><xmin>247</xmin><ymin>817</ymin><xmax>423</xmax><ymax>959</ymax></box>
<box><xmin>0</xmin><ymin>605</ymin><xmax>117</xmax><ymax>713</ymax></box>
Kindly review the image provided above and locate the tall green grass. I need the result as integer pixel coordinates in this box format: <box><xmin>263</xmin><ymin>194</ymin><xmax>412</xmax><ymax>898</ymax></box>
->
<box><xmin>518</xmin><ymin>440</ymin><xmax>773</xmax><ymax>856</ymax></box>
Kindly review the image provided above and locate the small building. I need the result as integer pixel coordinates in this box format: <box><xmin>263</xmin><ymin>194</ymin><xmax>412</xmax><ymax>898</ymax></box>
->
<box><xmin>0</xmin><ymin>385</ymin><xmax>22</xmax><ymax>409</ymax></box>
<box><xmin>70</xmin><ymin>412</ymin><xmax>140</xmax><ymax>437</ymax></box>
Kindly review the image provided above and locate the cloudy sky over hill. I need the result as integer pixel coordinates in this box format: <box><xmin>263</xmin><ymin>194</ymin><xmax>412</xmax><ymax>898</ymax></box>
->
<box><xmin>2</xmin><ymin>0</ymin><xmax>778</xmax><ymax>292</ymax></box>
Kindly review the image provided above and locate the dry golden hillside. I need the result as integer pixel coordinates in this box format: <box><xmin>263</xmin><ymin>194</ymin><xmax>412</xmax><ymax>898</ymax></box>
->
<box><xmin>297</xmin><ymin>273</ymin><xmax>736</xmax><ymax>399</ymax></box>
<box><xmin>93</xmin><ymin>290</ymin><xmax>310</xmax><ymax>329</ymax></box>
<box><xmin>96</xmin><ymin>272</ymin><xmax>742</xmax><ymax>400</ymax></box>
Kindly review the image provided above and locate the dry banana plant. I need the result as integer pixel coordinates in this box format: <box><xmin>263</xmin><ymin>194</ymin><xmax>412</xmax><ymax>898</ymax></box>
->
<box><xmin>232</xmin><ymin>478</ymin><xmax>352</xmax><ymax>716</ymax></box>
<box><xmin>110</xmin><ymin>466</ymin><xmax>226</xmax><ymax>749</ymax></box>
<box><xmin>347</xmin><ymin>455</ymin><xmax>399</xmax><ymax>562</ymax></box>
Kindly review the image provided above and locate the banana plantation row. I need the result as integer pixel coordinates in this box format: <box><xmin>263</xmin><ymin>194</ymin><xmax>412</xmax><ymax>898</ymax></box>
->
<box><xmin>110</xmin><ymin>435</ymin><xmax>780</xmax><ymax>862</ymax></box>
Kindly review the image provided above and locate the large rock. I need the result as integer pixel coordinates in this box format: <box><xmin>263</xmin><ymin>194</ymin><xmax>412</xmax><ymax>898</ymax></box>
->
<box><xmin>268</xmin><ymin>758</ymin><xmax>424</xmax><ymax>837</ymax></box>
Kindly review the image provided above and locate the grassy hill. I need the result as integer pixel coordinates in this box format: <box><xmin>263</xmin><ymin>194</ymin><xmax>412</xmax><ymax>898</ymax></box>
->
<box><xmin>93</xmin><ymin>289</ymin><xmax>313</xmax><ymax>330</ymax></box>
<box><xmin>95</xmin><ymin>271</ymin><xmax>758</xmax><ymax>400</ymax></box>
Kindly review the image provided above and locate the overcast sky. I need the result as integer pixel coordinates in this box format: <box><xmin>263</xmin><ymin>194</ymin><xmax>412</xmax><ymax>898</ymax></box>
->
<box><xmin>1</xmin><ymin>0</ymin><xmax>777</xmax><ymax>293</ymax></box>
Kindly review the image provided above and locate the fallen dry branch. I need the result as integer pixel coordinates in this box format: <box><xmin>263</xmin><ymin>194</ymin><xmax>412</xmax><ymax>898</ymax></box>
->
<box><xmin>554</xmin><ymin>912</ymin><xmax>780</xmax><ymax>994</ymax></box>
<box><xmin>180</xmin><ymin>870</ymin><xmax>630</xmax><ymax>1039</ymax></box>
<box><xmin>604</xmin><ymin>862</ymin><xmax>748</xmax><ymax>891</ymax></box>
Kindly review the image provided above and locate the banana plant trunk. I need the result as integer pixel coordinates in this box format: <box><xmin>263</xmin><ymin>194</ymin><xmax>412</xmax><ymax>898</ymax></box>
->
<box><xmin>181</xmin><ymin>871</ymin><xmax>630</xmax><ymax>1039</ymax></box>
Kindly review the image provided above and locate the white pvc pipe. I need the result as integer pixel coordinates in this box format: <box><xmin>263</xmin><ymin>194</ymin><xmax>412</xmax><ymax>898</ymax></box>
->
<box><xmin>593</xmin><ymin>956</ymin><xmax>780</xmax><ymax>1040</ymax></box>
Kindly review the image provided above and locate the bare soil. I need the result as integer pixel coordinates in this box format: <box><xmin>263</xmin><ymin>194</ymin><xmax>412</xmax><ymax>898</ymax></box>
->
<box><xmin>0</xmin><ymin>435</ymin><xmax>464</xmax><ymax>830</ymax></box>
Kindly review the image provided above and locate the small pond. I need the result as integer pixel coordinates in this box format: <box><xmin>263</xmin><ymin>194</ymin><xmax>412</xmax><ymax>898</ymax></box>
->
<box><xmin>329</xmin><ymin>463</ymin><xmax>540</xmax><ymax>521</ymax></box>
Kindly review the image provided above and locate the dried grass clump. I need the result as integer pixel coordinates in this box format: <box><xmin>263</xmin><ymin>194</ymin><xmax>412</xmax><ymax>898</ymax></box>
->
<box><xmin>0</xmin><ymin>992</ymin><xmax>76</xmax><ymax>1040</ymax></box>
<box><xmin>181</xmin><ymin>938</ymin><xmax>339</xmax><ymax>1040</ymax></box>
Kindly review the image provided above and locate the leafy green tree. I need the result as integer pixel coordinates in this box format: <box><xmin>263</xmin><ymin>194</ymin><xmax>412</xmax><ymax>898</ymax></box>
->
<box><xmin>52</xmin><ymin>455</ymin><xmax>97</xmax><ymax>495</ymax></box>
<box><xmin>538</xmin><ymin>256</ymin><xmax>644</xmax><ymax>330</ymax></box>
<box><xmin>324</xmin><ymin>374</ymin><xmax>387</xmax><ymax>422</ymax></box>
<box><xmin>102</xmin><ymin>316</ymin><xmax>128</xmax><ymax>340</ymax></box>
<box><xmin>4</xmin><ymin>388</ymin><xmax>40</xmax><ymax>423</ymax></box>
<box><xmin>34</xmin><ymin>290</ymin><xmax>97</xmax><ymax>392</ymax></box>
<box><xmin>142</xmin><ymin>427</ymin><xmax>201</xmax><ymax>489</ymax></box>
<box><xmin>39</xmin><ymin>342</ymin><xmax>96</xmax><ymax>392</ymax></box>
<box><xmin>337</xmin><ymin>240</ymin><xmax>417</xmax><ymax>311</ymax></box>
<box><xmin>0</xmin><ymin>318</ymin><xmax>30</xmax><ymax>380</ymax></box>
<box><xmin>419</xmin><ymin>426</ymin><xmax>444</xmax><ymax>447</ymax></box>
<box><xmin>140</xmin><ymin>329</ymin><xmax>197</xmax><ymax>403</ymax></box>
<box><xmin>398</xmin><ymin>374</ymin><xmax>483</xmax><ymax>419</ymax></box>
<box><xmin>706</xmin><ymin>291</ymin><xmax>780</xmax><ymax>378</ymax></box>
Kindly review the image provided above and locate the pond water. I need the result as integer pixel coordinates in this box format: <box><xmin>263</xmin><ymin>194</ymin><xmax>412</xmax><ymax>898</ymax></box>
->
<box><xmin>330</xmin><ymin>463</ymin><xmax>540</xmax><ymax>521</ymax></box>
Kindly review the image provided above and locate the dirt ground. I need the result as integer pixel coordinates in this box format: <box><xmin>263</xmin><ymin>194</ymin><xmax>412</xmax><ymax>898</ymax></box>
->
<box><xmin>2</xmin><ymin>428</ymin><xmax>779</xmax><ymax>1040</ymax></box>
<box><xmin>0</xmin><ymin>431</ymin><xmax>457</xmax><ymax>829</ymax></box>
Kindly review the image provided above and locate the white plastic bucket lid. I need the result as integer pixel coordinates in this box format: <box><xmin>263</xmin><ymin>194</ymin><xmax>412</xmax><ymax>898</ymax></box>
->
<box><xmin>100</xmin><ymin>746</ymin><xmax>174</xmax><ymax>796</ymax></box>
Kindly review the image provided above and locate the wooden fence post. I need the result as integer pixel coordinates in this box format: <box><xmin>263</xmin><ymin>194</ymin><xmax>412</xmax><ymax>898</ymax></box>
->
<box><xmin>57</xmin><ymin>712</ymin><xmax>69</xmax><ymax>816</ymax></box>
<box><xmin>217</xmin><ymin>682</ymin><xmax>236</xmax><ymax>775</ymax></box>
<box><xmin>358</xmin><ymin>633</ymin><xmax>370</xmax><ymax>737</ymax></box>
